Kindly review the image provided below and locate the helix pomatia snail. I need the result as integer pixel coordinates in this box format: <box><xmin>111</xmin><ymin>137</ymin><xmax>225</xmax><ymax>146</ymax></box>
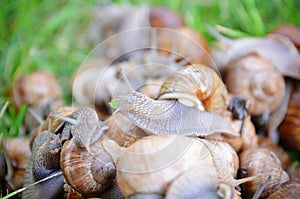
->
<box><xmin>23</xmin><ymin>107</ymin><xmax>118</xmax><ymax>198</ymax></box>
<box><xmin>11</xmin><ymin>71</ymin><xmax>64</xmax><ymax>131</ymax></box>
<box><xmin>224</xmin><ymin>53</ymin><xmax>286</xmax><ymax>117</ymax></box>
<box><xmin>110</xmin><ymin>67</ymin><xmax>238</xmax><ymax>139</ymax></box>
<box><xmin>157</xmin><ymin>64</ymin><xmax>229</xmax><ymax>116</ymax></box>
<box><xmin>103</xmin><ymin>135</ymin><xmax>256</xmax><ymax>199</ymax></box>
<box><xmin>239</xmin><ymin>148</ymin><xmax>290</xmax><ymax>198</ymax></box>
<box><xmin>1</xmin><ymin>137</ymin><xmax>32</xmax><ymax>190</ymax></box>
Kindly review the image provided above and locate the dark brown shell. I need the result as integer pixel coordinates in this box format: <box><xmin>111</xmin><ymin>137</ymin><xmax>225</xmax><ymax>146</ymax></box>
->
<box><xmin>225</xmin><ymin>53</ymin><xmax>285</xmax><ymax>116</ymax></box>
<box><xmin>60</xmin><ymin>139</ymin><xmax>116</xmax><ymax>197</ymax></box>
<box><xmin>278</xmin><ymin>80</ymin><xmax>300</xmax><ymax>152</ymax></box>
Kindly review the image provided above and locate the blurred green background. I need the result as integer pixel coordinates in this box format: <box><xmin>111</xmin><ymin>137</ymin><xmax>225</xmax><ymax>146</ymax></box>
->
<box><xmin>0</xmin><ymin>0</ymin><xmax>299</xmax><ymax>141</ymax></box>
<box><xmin>1</xmin><ymin>0</ymin><xmax>299</xmax><ymax>101</ymax></box>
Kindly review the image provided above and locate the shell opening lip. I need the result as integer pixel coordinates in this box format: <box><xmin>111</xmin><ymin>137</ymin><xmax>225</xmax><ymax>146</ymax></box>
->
<box><xmin>158</xmin><ymin>92</ymin><xmax>204</xmax><ymax>111</ymax></box>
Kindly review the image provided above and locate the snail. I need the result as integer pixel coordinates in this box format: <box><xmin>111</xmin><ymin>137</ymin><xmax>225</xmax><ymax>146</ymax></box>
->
<box><xmin>110</xmin><ymin>68</ymin><xmax>238</xmax><ymax>139</ymax></box>
<box><xmin>271</xmin><ymin>24</ymin><xmax>300</xmax><ymax>52</ymax></box>
<box><xmin>257</xmin><ymin>136</ymin><xmax>290</xmax><ymax>170</ymax></box>
<box><xmin>267</xmin><ymin>180</ymin><xmax>300</xmax><ymax>199</ymax></box>
<box><xmin>239</xmin><ymin>147</ymin><xmax>290</xmax><ymax>198</ymax></box>
<box><xmin>149</xmin><ymin>6</ymin><xmax>184</xmax><ymax>28</ymax></box>
<box><xmin>11</xmin><ymin>70</ymin><xmax>64</xmax><ymax>131</ymax></box>
<box><xmin>157</xmin><ymin>64</ymin><xmax>229</xmax><ymax>116</ymax></box>
<box><xmin>156</xmin><ymin>27</ymin><xmax>211</xmax><ymax>65</ymax></box>
<box><xmin>23</xmin><ymin>130</ymin><xmax>64</xmax><ymax>199</ymax></box>
<box><xmin>60</xmin><ymin>138</ymin><xmax>116</xmax><ymax>197</ymax></box>
<box><xmin>102</xmin><ymin>135</ymin><xmax>257</xmax><ymax>199</ymax></box>
<box><xmin>23</xmin><ymin>107</ymin><xmax>119</xmax><ymax>198</ymax></box>
<box><xmin>224</xmin><ymin>53</ymin><xmax>286</xmax><ymax>129</ymax></box>
<box><xmin>278</xmin><ymin>80</ymin><xmax>300</xmax><ymax>152</ymax></box>
<box><xmin>1</xmin><ymin>137</ymin><xmax>32</xmax><ymax>190</ymax></box>
<box><xmin>209</xmin><ymin>26</ymin><xmax>300</xmax><ymax>80</ymax></box>
<box><xmin>48</xmin><ymin>107</ymin><xmax>118</xmax><ymax>197</ymax></box>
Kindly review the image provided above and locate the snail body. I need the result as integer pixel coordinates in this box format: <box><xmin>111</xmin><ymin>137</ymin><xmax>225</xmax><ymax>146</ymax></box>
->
<box><xmin>111</xmin><ymin>68</ymin><xmax>237</xmax><ymax>139</ymax></box>
<box><xmin>113</xmin><ymin>89</ymin><xmax>237</xmax><ymax>139</ymax></box>
<box><xmin>158</xmin><ymin>64</ymin><xmax>228</xmax><ymax>116</ymax></box>
<box><xmin>23</xmin><ymin>130</ymin><xmax>64</xmax><ymax>199</ymax></box>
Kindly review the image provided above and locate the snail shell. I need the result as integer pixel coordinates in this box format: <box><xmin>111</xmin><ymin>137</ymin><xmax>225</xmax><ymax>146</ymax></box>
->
<box><xmin>278</xmin><ymin>80</ymin><xmax>300</xmax><ymax>152</ymax></box>
<box><xmin>158</xmin><ymin>64</ymin><xmax>228</xmax><ymax>116</ymax></box>
<box><xmin>224</xmin><ymin>53</ymin><xmax>286</xmax><ymax>116</ymax></box>
<box><xmin>267</xmin><ymin>180</ymin><xmax>300</xmax><ymax>199</ymax></box>
<box><xmin>60</xmin><ymin>138</ymin><xmax>116</xmax><ymax>197</ymax></box>
<box><xmin>224</xmin><ymin>113</ymin><xmax>257</xmax><ymax>152</ymax></box>
<box><xmin>156</xmin><ymin>27</ymin><xmax>210</xmax><ymax>65</ymax></box>
<box><xmin>257</xmin><ymin>136</ymin><xmax>290</xmax><ymax>170</ymax></box>
<box><xmin>12</xmin><ymin>70</ymin><xmax>64</xmax><ymax>130</ymax></box>
<box><xmin>1</xmin><ymin>137</ymin><xmax>32</xmax><ymax>189</ymax></box>
<box><xmin>239</xmin><ymin>148</ymin><xmax>290</xmax><ymax>198</ymax></box>
<box><xmin>103</xmin><ymin>112</ymin><xmax>147</xmax><ymax>147</ymax></box>
<box><xmin>103</xmin><ymin>135</ymin><xmax>253</xmax><ymax>198</ymax></box>
<box><xmin>102</xmin><ymin>135</ymin><xmax>215</xmax><ymax>198</ymax></box>
<box><xmin>149</xmin><ymin>7</ymin><xmax>184</xmax><ymax>28</ymax></box>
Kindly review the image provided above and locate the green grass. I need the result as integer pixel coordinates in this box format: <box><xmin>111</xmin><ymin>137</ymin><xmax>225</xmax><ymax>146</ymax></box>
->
<box><xmin>0</xmin><ymin>0</ymin><xmax>299</xmax><ymax>197</ymax></box>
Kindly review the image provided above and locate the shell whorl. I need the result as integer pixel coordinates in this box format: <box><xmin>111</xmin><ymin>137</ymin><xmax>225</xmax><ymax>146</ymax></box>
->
<box><xmin>225</xmin><ymin>54</ymin><xmax>285</xmax><ymax>116</ymax></box>
<box><xmin>60</xmin><ymin>139</ymin><xmax>116</xmax><ymax>196</ymax></box>
<box><xmin>158</xmin><ymin>64</ymin><xmax>228</xmax><ymax>116</ymax></box>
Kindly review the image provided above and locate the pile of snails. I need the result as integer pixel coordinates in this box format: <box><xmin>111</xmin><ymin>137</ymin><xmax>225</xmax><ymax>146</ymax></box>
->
<box><xmin>1</xmin><ymin>3</ymin><xmax>299</xmax><ymax>199</ymax></box>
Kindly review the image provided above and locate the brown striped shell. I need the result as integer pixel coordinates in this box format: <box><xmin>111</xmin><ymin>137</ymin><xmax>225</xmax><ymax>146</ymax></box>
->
<box><xmin>224</xmin><ymin>53</ymin><xmax>286</xmax><ymax>116</ymax></box>
<box><xmin>267</xmin><ymin>180</ymin><xmax>300</xmax><ymax>199</ymax></box>
<box><xmin>60</xmin><ymin>139</ymin><xmax>116</xmax><ymax>197</ymax></box>
<box><xmin>278</xmin><ymin>80</ymin><xmax>300</xmax><ymax>152</ymax></box>
<box><xmin>239</xmin><ymin>148</ymin><xmax>290</xmax><ymax>198</ymax></box>
<box><xmin>158</xmin><ymin>64</ymin><xmax>229</xmax><ymax>116</ymax></box>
